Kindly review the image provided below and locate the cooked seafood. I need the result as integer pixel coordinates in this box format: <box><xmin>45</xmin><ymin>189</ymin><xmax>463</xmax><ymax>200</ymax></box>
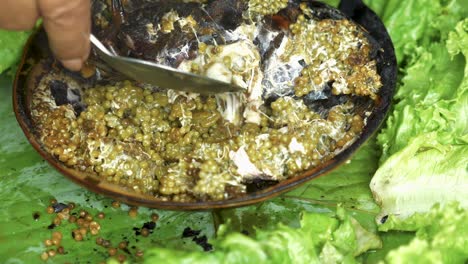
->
<box><xmin>28</xmin><ymin>0</ymin><xmax>383</xmax><ymax>202</ymax></box>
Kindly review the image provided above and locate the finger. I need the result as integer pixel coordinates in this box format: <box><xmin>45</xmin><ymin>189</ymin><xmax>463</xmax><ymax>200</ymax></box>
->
<box><xmin>38</xmin><ymin>0</ymin><xmax>91</xmax><ymax>71</ymax></box>
<box><xmin>0</xmin><ymin>0</ymin><xmax>39</xmax><ymax>30</ymax></box>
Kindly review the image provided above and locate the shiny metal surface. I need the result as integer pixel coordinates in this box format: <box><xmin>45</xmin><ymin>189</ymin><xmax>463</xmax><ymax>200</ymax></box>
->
<box><xmin>90</xmin><ymin>34</ymin><xmax>243</xmax><ymax>94</ymax></box>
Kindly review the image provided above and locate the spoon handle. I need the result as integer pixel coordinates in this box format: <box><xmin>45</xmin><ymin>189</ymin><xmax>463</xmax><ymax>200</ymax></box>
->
<box><xmin>89</xmin><ymin>34</ymin><xmax>243</xmax><ymax>94</ymax></box>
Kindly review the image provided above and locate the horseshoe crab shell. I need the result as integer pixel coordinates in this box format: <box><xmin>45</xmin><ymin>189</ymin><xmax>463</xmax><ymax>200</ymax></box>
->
<box><xmin>13</xmin><ymin>0</ymin><xmax>396</xmax><ymax>210</ymax></box>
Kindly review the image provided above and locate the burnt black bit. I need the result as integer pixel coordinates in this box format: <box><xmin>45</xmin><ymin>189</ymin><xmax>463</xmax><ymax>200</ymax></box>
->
<box><xmin>49</xmin><ymin>80</ymin><xmax>69</xmax><ymax>106</ymax></box>
<box><xmin>122</xmin><ymin>247</ymin><xmax>131</xmax><ymax>255</ymax></box>
<box><xmin>302</xmin><ymin>83</ymin><xmax>350</xmax><ymax>118</ymax></box>
<box><xmin>306</xmin><ymin>92</ymin><xmax>374</xmax><ymax>120</ymax></box>
<box><xmin>205</xmin><ymin>0</ymin><xmax>246</xmax><ymax>31</ymax></box>
<box><xmin>182</xmin><ymin>227</ymin><xmax>201</xmax><ymax>238</ymax></box>
<box><xmin>306</xmin><ymin>1</ymin><xmax>345</xmax><ymax>21</ymax></box>
<box><xmin>49</xmin><ymin>79</ymin><xmax>86</xmax><ymax>116</ymax></box>
<box><xmin>303</xmin><ymin>83</ymin><xmax>332</xmax><ymax>101</ymax></box>
<box><xmin>53</xmin><ymin>202</ymin><xmax>69</xmax><ymax>213</ymax></box>
<box><xmin>133</xmin><ymin>227</ymin><xmax>141</xmax><ymax>236</ymax></box>
<box><xmin>72</xmin><ymin>100</ymin><xmax>86</xmax><ymax>116</ymax></box>
<box><xmin>142</xmin><ymin>221</ymin><xmax>156</xmax><ymax>232</ymax></box>
<box><xmin>259</xmin><ymin>31</ymin><xmax>285</xmax><ymax>61</ymax></box>
<box><xmin>132</xmin><ymin>221</ymin><xmax>157</xmax><ymax>236</ymax></box>
<box><xmin>298</xmin><ymin>59</ymin><xmax>307</xmax><ymax>67</ymax></box>
<box><xmin>192</xmin><ymin>235</ymin><xmax>213</xmax><ymax>252</ymax></box>
<box><xmin>48</xmin><ymin>223</ymin><xmax>56</xmax><ymax>230</ymax></box>
<box><xmin>33</xmin><ymin>212</ymin><xmax>41</xmax><ymax>221</ymax></box>
<box><xmin>357</xmin><ymin>41</ymin><xmax>363</xmax><ymax>50</ymax></box>
<box><xmin>245</xmin><ymin>179</ymin><xmax>279</xmax><ymax>193</ymax></box>
<box><xmin>197</xmin><ymin>32</ymin><xmax>232</xmax><ymax>47</ymax></box>
<box><xmin>380</xmin><ymin>215</ymin><xmax>389</xmax><ymax>224</ymax></box>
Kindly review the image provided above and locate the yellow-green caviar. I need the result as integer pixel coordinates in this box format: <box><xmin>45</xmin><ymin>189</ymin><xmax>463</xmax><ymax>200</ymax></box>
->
<box><xmin>288</xmin><ymin>4</ymin><xmax>382</xmax><ymax>98</ymax></box>
<box><xmin>249</xmin><ymin>0</ymin><xmax>289</xmax><ymax>15</ymax></box>
<box><xmin>32</xmin><ymin>79</ymin><xmax>364</xmax><ymax>201</ymax></box>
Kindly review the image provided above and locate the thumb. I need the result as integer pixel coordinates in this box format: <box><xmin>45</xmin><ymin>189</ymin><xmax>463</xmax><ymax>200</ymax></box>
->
<box><xmin>38</xmin><ymin>0</ymin><xmax>91</xmax><ymax>71</ymax></box>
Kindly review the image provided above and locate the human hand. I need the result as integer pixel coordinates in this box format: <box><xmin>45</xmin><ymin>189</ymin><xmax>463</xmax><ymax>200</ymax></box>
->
<box><xmin>0</xmin><ymin>0</ymin><xmax>91</xmax><ymax>71</ymax></box>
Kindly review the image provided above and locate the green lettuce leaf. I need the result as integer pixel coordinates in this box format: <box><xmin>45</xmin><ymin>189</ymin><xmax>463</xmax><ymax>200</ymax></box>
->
<box><xmin>382</xmin><ymin>203</ymin><xmax>468</xmax><ymax>264</ymax></box>
<box><xmin>370</xmin><ymin>132</ymin><xmax>468</xmax><ymax>220</ymax></box>
<box><xmin>364</xmin><ymin>0</ymin><xmax>467</xmax><ymax>63</ymax></box>
<box><xmin>371</xmin><ymin>14</ymin><xmax>468</xmax><ymax>221</ymax></box>
<box><xmin>142</xmin><ymin>207</ymin><xmax>381</xmax><ymax>264</ymax></box>
<box><xmin>378</xmin><ymin>18</ymin><xmax>467</xmax><ymax>161</ymax></box>
<box><xmin>0</xmin><ymin>30</ymin><xmax>30</xmax><ymax>74</ymax></box>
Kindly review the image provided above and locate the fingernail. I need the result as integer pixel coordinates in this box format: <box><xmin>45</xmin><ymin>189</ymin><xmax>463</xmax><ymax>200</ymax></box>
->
<box><xmin>61</xmin><ymin>59</ymin><xmax>83</xmax><ymax>71</ymax></box>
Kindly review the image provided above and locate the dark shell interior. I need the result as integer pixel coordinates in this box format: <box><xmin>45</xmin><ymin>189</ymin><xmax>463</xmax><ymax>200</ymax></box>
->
<box><xmin>13</xmin><ymin>0</ymin><xmax>397</xmax><ymax>210</ymax></box>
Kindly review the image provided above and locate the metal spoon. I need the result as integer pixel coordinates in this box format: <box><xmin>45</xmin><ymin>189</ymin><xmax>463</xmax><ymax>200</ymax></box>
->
<box><xmin>90</xmin><ymin>34</ymin><xmax>243</xmax><ymax>94</ymax></box>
